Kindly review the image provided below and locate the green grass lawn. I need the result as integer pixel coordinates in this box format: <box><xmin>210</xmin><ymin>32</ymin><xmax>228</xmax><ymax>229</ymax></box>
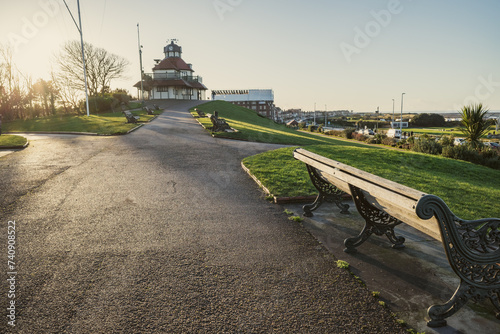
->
<box><xmin>0</xmin><ymin>134</ymin><xmax>28</xmax><ymax>148</ymax></box>
<box><xmin>393</xmin><ymin>125</ymin><xmax>497</xmax><ymax>139</ymax></box>
<box><xmin>243</xmin><ymin>145</ymin><xmax>500</xmax><ymax>220</ymax></box>
<box><xmin>406</xmin><ymin>127</ymin><xmax>463</xmax><ymax>137</ymax></box>
<box><xmin>3</xmin><ymin>109</ymin><xmax>159</xmax><ymax>135</ymax></box>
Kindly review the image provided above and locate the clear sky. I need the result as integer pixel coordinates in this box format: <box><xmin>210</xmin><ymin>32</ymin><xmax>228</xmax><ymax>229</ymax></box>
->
<box><xmin>1</xmin><ymin>0</ymin><xmax>499</xmax><ymax>113</ymax></box>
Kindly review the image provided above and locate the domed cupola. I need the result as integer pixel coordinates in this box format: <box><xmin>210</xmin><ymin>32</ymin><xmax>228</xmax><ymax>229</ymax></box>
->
<box><xmin>163</xmin><ymin>40</ymin><xmax>182</xmax><ymax>58</ymax></box>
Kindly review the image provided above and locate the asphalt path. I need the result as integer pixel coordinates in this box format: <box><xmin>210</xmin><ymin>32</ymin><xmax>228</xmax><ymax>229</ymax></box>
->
<box><xmin>0</xmin><ymin>101</ymin><xmax>406</xmax><ymax>333</ymax></box>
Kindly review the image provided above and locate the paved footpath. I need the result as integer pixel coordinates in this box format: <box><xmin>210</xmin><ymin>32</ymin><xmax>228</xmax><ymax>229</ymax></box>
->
<box><xmin>0</xmin><ymin>101</ymin><xmax>406</xmax><ymax>333</ymax></box>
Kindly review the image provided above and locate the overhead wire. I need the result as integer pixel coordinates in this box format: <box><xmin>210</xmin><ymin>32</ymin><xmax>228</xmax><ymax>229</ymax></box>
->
<box><xmin>98</xmin><ymin>0</ymin><xmax>108</xmax><ymax>46</ymax></box>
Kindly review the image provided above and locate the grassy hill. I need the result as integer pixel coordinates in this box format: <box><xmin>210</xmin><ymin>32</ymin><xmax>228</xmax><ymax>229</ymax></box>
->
<box><xmin>192</xmin><ymin>100</ymin><xmax>368</xmax><ymax>146</ymax></box>
<box><xmin>193</xmin><ymin>101</ymin><xmax>500</xmax><ymax>219</ymax></box>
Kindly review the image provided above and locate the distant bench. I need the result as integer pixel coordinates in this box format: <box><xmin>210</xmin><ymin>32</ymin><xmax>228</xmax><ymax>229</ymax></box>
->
<box><xmin>143</xmin><ymin>106</ymin><xmax>155</xmax><ymax>115</ymax></box>
<box><xmin>293</xmin><ymin>148</ymin><xmax>500</xmax><ymax>328</ymax></box>
<box><xmin>194</xmin><ymin>108</ymin><xmax>205</xmax><ymax>117</ymax></box>
<box><xmin>206</xmin><ymin>111</ymin><xmax>230</xmax><ymax>132</ymax></box>
<box><xmin>123</xmin><ymin>110</ymin><xmax>139</xmax><ymax>123</ymax></box>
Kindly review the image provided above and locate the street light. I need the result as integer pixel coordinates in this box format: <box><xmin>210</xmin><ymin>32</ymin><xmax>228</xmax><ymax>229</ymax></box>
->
<box><xmin>392</xmin><ymin>99</ymin><xmax>395</xmax><ymax>128</ymax></box>
<box><xmin>137</xmin><ymin>23</ymin><xmax>144</xmax><ymax>103</ymax></box>
<box><xmin>400</xmin><ymin>93</ymin><xmax>405</xmax><ymax>138</ymax></box>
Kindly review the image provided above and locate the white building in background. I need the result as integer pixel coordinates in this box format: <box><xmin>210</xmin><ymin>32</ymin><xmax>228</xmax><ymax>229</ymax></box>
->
<box><xmin>135</xmin><ymin>40</ymin><xmax>207</xmax><ymax>100</ymax></box>
<box><xmin>391</xmin><ymin>121</ymin><xmax>409</xmax><ymax>128</ymax></box>
<box><xmin>212</xmin><ymin>89</ymin><xmax>275</xmax><ymax>119</ymax></box>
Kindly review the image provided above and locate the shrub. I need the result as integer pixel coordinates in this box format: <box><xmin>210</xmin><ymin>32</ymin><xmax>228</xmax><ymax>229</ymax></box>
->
<box><xmin>412</xmin><ymin>138</ymin><xmax>442</xmax><ymax>155</ymax></box>
<box><xmin>411</xmin><ymin>113</ymin><xmax>446</xmax><ymax>127</ymax></box>
<box><xmin>439</xmin><ymin>135</ymin><xmax>454</xmax><ymax>147</ymax></box>
<box><xmin>442</xmin><ymin>144</ymin><xmax>477</xmax><ymax>161</ymax></box>
<box><xmin>440</xmin><ymin>144</ymin><xmax>500</xmax><ymax>169</ymax></box>
<box><xmin>352</xmin><ymin>132</ymin><xmax>367</xmax><ymax>141</ymax></box>
<box><xmin>343</xmin><ymin>128</ymin><xmax>356</xmax><ymax>139</ymax></box>
<box><xmin>112</xmin><ymin>93</ymin><xmax>130</xmax><ymax>105</ymax></box>
<box><xmin>325</xmin><ymin>130</ymin><xmax>343</xmax><ymax>137</ymax></box>
<box><xmin>480</xmin><ymin>147</ymin><xmax>499</xmax><ymax>159</ymax></box>
<box><xmin>382</xmin><ymin>137</ymin><xmax>397</xmax><ymax>146</ymax></box>
<box><xmin>484</xmin><ymin>157</ymin><xmax>500</xmax><ymax>169</ymax></box>
<box><xmin>83</xmin><ymin>96</ymin><xmax>116</xmax><ymax>114</ymax></box>
<box><xmin>373</xmin><ymin>133</ymin><xmax>385</xmax><ymax>144</ymax></box>
<box><xmin>298</xmin><ymin>122</ymin><xmax>306</xmax><ymax>129</ymax></box>
<box><xmin>307</xmin><ymin>125</ymin><xmax>315</xmax><ymax>132</ymax></box>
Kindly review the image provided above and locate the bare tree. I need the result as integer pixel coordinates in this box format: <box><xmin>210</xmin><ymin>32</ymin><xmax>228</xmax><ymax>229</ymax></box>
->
<box><xmin>51</xmin><ymin>70</ymin><xmax>81</xmax><ymax>114</ymax></box>
<box><xmin>0</xmin><ymin>46</ymin><xmax>26</xmax><ymax>120</ymax></box>
<box><xmin>55</xmin><ymin>41</ymin><xmax>129</xmax><ymax>98</ymax></box>
<box><xmin>32</xmin><ymin>78</ymin><xmax>58</xmax><ymax>116</ymax></box>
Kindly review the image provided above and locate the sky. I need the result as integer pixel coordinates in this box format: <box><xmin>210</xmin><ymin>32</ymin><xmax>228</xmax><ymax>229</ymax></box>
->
<box><xmin>1</xmin><ymin>0</ymin><xmax>499</xmax><ymax>113</ymax></box>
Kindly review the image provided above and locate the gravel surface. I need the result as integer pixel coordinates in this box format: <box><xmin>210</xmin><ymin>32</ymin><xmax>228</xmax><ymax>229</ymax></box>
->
<box><xmin>0</xmin><ymin>101</ymin><xmax>406</xmax><ymax>333</ymax></box>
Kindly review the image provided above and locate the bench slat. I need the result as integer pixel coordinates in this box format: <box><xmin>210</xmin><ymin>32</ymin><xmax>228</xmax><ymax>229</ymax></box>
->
<box><xmin>294</xmin><ymin>148</ymin><xmax>442</xmax><ymax>241</ymax></box>
<box><xmin>294</xmin><ymin>148</ymin><xmax>425</xmax><ymax>199</ymax></box>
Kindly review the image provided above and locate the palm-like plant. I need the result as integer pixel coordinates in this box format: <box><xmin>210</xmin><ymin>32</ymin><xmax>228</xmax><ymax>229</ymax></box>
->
<box><xmin>459</xmin><ymin>103</ymin><xmax>491</xmax><ymax>149</ymax></box>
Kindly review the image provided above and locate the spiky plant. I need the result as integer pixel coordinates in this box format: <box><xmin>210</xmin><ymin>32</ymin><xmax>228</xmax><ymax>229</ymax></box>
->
<box><xmin>458</xmin><ymin>103</ymin><xmax>491</xmax><ymax>149</ymax></box>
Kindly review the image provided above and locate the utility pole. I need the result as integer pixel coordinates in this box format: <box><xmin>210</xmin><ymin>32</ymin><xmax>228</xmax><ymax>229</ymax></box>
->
<box><xmin>137</xmin><ymin>23</ymin><xmax>144</xmax><ymax>103</ymax></box>
<box><xmin>63</xmin><ymin>0</ymin><xmax>90</xmax><ymax>116</ymax></box>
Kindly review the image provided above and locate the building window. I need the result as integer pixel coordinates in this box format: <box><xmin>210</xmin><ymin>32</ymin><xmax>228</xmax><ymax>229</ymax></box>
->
<box><xmin>157</xmin><ymin>86</ymin><xmax>168</xmax><ymax>92</ymax></box>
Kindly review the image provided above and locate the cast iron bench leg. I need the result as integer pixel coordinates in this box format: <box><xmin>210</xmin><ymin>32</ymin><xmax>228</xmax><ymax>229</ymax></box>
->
<box><xmin>344</xmin><ymin>185</ymin><xmax>405</xmax><ymax>253</ymax></box>
<box><xmin>302</xmin><ymin>165</ymin><xmax>349</xmax><ymax>217</ymax></box>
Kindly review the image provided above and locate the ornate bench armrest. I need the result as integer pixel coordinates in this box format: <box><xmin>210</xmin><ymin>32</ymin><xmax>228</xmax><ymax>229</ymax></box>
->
<box><xmin>416</xmin><ymin>194</ymin><xmax>500</xmax><ymax>326</ymax></box>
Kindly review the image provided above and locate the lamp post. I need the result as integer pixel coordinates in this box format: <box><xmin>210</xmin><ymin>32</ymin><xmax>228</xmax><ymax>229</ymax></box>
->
<box><xmin>392</xmin><ymin>98</ymin><xmax>395</xmax><ymax>128</ymax></box>
<box><xmin>400</xmin><ymin>93</ymin><xmax>405</xmax><ymax>138</ymax></box>
<box><xmin>324</xmin><ymin>104</ymin><xmax>327</xmax><ymax>126</ymax></box>
<box><xmin>137</xmin><ymin>23</ymin><xmax>144</xmax><ymax>103</ymax></box>
<box><xmin>313</xmin><ymin>102</ymin><xmax>316</xmax><ymax>125</ymax></box>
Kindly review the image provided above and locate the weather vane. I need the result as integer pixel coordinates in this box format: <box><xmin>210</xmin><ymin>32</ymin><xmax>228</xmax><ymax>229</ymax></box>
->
<box><xmin>167</xmin><ymin>38</ymin><xmax>179</xmax><ymax>44</ymax></box>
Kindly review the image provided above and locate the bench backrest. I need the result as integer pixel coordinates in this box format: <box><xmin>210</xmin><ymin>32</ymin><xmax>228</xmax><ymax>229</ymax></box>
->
<box><xmin>294</xmin><ymin>148</ymin><xmax>442</xmax><ymax>240</ymax></box>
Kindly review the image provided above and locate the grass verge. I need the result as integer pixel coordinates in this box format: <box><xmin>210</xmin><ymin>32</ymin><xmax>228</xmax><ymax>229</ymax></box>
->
<box><xmin>0</xmin><ymin>134</ymin><xmax>28</xmax><ymax>148</ymax></box>
<box><xmin>242</xmin><ymin>145</ymin><xmax>500</xmax><ymax>220</ymax></box>
<box><xmin>3</xmin><ymin>109</ymin><xmax>159</xmax><ymax>135</ymax></box>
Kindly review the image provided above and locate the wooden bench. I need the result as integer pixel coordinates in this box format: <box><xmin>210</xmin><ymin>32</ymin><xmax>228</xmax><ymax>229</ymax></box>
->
<box><xmin>122</xmin><ymin>110</ymin><xmax>139</xmax><ymax>123</ymax></box>
<box><xmin>194</xmin><ymin>108</ymin><xmax>205</xmax><ymax>117</ymax></box>
<box><xmin>293</xmin><ymin>148</ymin><xmax>500</xmax><ymax>328</ymax></box>
<box><xmin>143</xmin><ymin>106</ymin><xmax>155</xmax><ymax>115</ymax></box>
<box><xmin>206</xmin><ymin>111</ymin><xmax>230</xmax><ymax>132</ymax></box>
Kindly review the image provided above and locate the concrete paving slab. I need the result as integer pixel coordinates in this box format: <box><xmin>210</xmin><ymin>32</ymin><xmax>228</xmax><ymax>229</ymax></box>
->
<box><xmin>283</xmin><ymin>201</ymin><xmax>500</xmax><ymax>334</ymax></box>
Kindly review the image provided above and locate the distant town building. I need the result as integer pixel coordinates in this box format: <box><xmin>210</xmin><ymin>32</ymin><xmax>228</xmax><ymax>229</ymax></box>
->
<box><xmin>134</xmin><ymin>40</ymin><xmax>207</xmax><ymax>100</ymax></box>
<box><xmin>212</xmin><ymin>89</ymin><xmax>275</xmax><ymax>119</ymax></box>
<box><xmin>391</xmin><ymin>121</ymin><xmax>409</xmax><ymax>128</ymax></box>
